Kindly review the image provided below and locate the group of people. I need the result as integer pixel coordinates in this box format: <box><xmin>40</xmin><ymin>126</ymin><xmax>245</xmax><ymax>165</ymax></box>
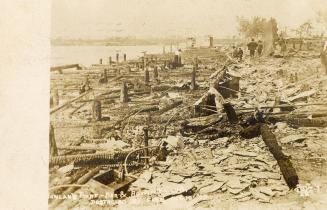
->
<box><xmin>231</xmin><ymin>38</ymin><xmax>264</xmax><ymax>61</ymax></box>
<box><xmin>247</xmin><ymin>39</ymin><xmax>264</xmax><ymax>57</ymax></box>
<box><xmin>232</xmin><ymin>46</ymin><xmax>244</xmax><ymax>61</ymax></box>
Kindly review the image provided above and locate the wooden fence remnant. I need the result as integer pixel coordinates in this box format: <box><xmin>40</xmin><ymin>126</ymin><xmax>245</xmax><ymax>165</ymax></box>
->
<box><xmin>92</xmin><ymin>100</ymin><xmax>102</xmax><ymax>121</ymax></box>
<box><xmin>120</xmin><ymin>81</ymin><xmax>129</xmax><ymax>103</ymax></box>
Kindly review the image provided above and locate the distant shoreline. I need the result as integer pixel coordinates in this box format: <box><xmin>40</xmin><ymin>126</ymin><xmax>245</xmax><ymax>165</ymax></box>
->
<box><xmin>51</xmin><ymin>43</ymin><xmax>169</xmax><ymax>47</ymax></box>
<box><xmin>51</xmin><ymin>38</ymin><xmax>185</xmax><ymax>47</ymax></box>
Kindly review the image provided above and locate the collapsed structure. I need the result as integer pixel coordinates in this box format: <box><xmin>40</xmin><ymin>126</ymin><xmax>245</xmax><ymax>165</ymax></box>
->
<box><xmin>49</xmin><ymin>41</ymin><xmax>327</xmax><ymax>209</ymax></box>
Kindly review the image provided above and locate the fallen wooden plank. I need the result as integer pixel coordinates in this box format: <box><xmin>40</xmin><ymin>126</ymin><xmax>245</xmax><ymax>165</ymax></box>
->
<box><xmin>286</xmin><ymin>117</ymin><xmax>327</xmax><ymax>127</ymax></box>
<box><xmin>267</xmin><ymin>116</ymin><xmax>327</xmax><ymax>127</ymax></box>
<box><xmin>57</xmin><ymin>146</ymin><xmax>106</xmax><ymax>151</ymax></box>
<box><xmin>69</xmin><ymin>102</ymin><xmax>87</xmax><ymax>116</ymax></box>
<box><xmin>155</xmin><ymin>100</ymin><xmax>183</xmax><ymax>115</ymax></box>
<box><xmin>50</xmin><ymin>90</ymin><xmax>92</xmax><ymax>115</ymax></box>
<box><xmin>235</xmin><ymin>102</ymin><xmax>327</xmax><ymax>111</ymax></box>
<box><xmin>260</xmin><ymin>124</ymin><xmax>299</xmax><ymax>189</ymax></box>
<box><xmin>287</xmin><ymin>90</ymin><xmax>316</xmax><ymax>102</ymax></box>
<box><xmin>50</xmin><ymin>64</ymin><xmax>82</xmax><ymax>72</ymax></box>
<box><xmin>49</xmin><ymin>167</ymin><xmax>100</xmax><ymax>208</ymax></box>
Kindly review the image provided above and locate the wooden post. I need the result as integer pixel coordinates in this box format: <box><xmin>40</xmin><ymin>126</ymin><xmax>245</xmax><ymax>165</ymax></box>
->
<box><xmin>127</xmin><ymin>66</ymin><xmax>131</xmax><ymax>74</ymax></box>
<box><xmin>209</xmin><ymin>36</ymin><xmax>213</xmax><ymax>47</ymax></box>
<box><xmin>109</xmin><ymin>56</ymin><xmax>112</xmax><ymax>66</ymax></box>
<box><xmin>103</xmin><ymin>69</ymin><xmax>108</xmax><ymax>81</ymax></box>
<box><xmin>116</xmin><ymin>53</ymin><xmax>119</xmax><ymax>63</ymax></box>
<box><xmin>92</xmin><ymin>124</ymin><xmax>102</xmax><ymax>139</ymax></box>
<box><xmin>50</xmin><ymin>96</ymin><xmax>53</xmax><ymax>108</ymax></box>
<box><xmin>116</xmin><ymin>68</ymin><xmax>120</xmax><ymax>76</ymax></box>
<box><xmin>307</xmin><ymin>42</ymin><xmax>310</xmax><ymax>50</ymax></box>
<box><xmin>153</xmin><ymin>66</ymin><xmax>158</xmax><ymax>80</ymax></box>
<box><xmin>163</xmin><ymin>46</ymin><xmax>166</xmax><ymax>54</ymax></box>
<box><xmin>143</xmin><ymin>127</ymin><xmax>149</xmax><ymax>167</ymax></box>
<box><xmin>92</xmin><ymin>100</ymin><xmax>102</xmax><ymax>121</ymax></box>
<box><xmin>53</xmin><ymin>89</ymin><xmax>59</xmax><ymax>106</ymax></box>
<box><xmin>99</xmin><ymin>58</ymin><xmax>102</xmax><ymax>64</ymax></box>
<box><xmin>273</xmin><ymin>96</ymin><xmax>281</xmax><ymax>113</ymax></box>
<box><xmin>123</xmin><ymin>53</ymin><xmax>126</xmax><ymax>62</ymax></box>
<box><xmin>49</xmin><ymin>124</ymin><xmax>58</xmax><ymax>157</ymax></box>
<box><xmin>143</xmin><ymin>56</ymin><xmax>147</xmax><ymax>68</ymax></box>
<box><xmin>190</xmin><ymin>67</ymin><xmax>196</xmax><ymax>90</ymax></box>
<box><xmin>145</xmin><ymin>68</ymin><xmax>150</xmax><ymax>84</ymax></box>
<box><xmin>120</xmin><ymin>81</ymin><xmax>128</xmax><ymax>103</ymax></box>
<box><xmin>195</xmin><ymin>57</ymin><xmax>199</xmax><ymax>69</ymax></box>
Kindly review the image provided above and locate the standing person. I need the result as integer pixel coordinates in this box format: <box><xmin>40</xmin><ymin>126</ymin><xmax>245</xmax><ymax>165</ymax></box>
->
<box><xmin>321</xmin><ymin>39</ymin><xmax>327</xmax><ymax>75</ymax></box>
<box><xmin>279</xmin><ymin>37</ymin><xmax>287</xmax><ymax>57</ymax></box>
<box><xmin>232</xmin><ymin>46</ymin><xmax>238</xmax><ymax>58</ymax></box>
<box><xmin>173</xmin><ymin>49</ymin><xmax>182</xmax><ymax>68</ymax></box>
<box><xmin>237</xmin><ymin>47</ymin><xmax>243</xmax><ymax>61</ymax></box>
<box><xmin>257</xmin><ymin>40</ymin><xmax>263</xmax><ymax>56</ymax></box>
<box><xmin>247</xmin><ymin>38</ymin><xmax>258</xmax><ymax>58</ymax></box>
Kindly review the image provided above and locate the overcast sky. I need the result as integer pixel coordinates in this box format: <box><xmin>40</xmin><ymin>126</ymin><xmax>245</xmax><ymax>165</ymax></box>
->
<box><xmin>51</xmin><ymin>0</ymin><xmax>327</xmax><ymax>39</ymax></box>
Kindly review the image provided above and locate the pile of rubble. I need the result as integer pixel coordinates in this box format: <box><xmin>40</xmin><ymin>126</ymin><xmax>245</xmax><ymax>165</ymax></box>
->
<box><xmin>49</xmin><ymin>47</ymin><xmax>327</xmax><ymax>209</ymax></box>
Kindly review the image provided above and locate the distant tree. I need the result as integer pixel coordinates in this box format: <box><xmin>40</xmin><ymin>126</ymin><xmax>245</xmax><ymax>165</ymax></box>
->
<box><xmin>237</xmin><ymin>16</ymin><xmax>267</xmax><ymax>38</ymax></box>
<box><xmin>270</xmin><ymin>18</ymin><xmax>279</xmax><ymax>41</ymax></box>
<box><xmin>315</xmin><ymin>10</ymin><xmax>327</xmax><ymax>37</ymax></box>
<box><xmin>294</xmin><ymin>21</ymin><xmax>313</xmax><ymax>38</ymax></box>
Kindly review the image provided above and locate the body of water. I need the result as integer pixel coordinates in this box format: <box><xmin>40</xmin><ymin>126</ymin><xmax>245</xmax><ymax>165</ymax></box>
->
<box><xmin>51</xmin><ymin>45</ymin><xmax>182</xmax><ymax>67</ymax></box>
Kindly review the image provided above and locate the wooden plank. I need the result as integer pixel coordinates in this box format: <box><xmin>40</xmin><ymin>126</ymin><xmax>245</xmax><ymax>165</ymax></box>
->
<box><xmin>50</xmin><ymin>90</ymin><xmax>92</xmax><ymax>115</ymax></box>
<box><xmin>50</xmin><ymin>64</ymin><xmax>81</xmax><ymax>72</ymax></box>
<box><xmin>260</xmin><ymin>124</ymin><xmax>299</xmax><ymax>189</ymax></box>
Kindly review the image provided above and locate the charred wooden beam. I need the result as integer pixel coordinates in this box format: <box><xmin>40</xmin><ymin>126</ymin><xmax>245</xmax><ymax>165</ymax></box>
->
<box><xmin>155</xmin><ymin>100</ymin><xmax>183</xmax><ymax>116</ymax></box>
<box><xmin>267</xmin><ymin>111</ymin><xmax>327</xmax><ymax>119</ymax></box>
<box><xmin>260</xmin><ymin>124</ymin><xmax>299</xmax><ymax>189</ymax></box>
<box><xmin>239</xmin><ymin>123</ymin><xmax>261</xmax><ymax>139</ymax></box>
<box><xmin>50</xmin><ymin>152</ymin><xmax>120</xmax><ymax>167</ymax></box>
<box><xmin>57</xmin><ymin>146</ymin><xmax>104</xmax><ymax>151</ymax></box>
<box><xmin>223</xmin><ymin>102</ymin><xmax>238</xmax><ymax>124</ymax></box>
<box><xmin>267</xmin><ymin>116</ymin><xmax>327</xmax><ymax>127</ymax></box>
<box><xmin>50</xmin><ymin>64</ymin><xmax>82</xmax><ymax>72</ymax></box>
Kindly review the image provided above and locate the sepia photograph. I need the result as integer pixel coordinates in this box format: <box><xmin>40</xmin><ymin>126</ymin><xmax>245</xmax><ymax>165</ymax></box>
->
<box><xmin>48</xmin><ymin>0</ymin><xmax>327</xmax><ymax>209</ymax></box>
